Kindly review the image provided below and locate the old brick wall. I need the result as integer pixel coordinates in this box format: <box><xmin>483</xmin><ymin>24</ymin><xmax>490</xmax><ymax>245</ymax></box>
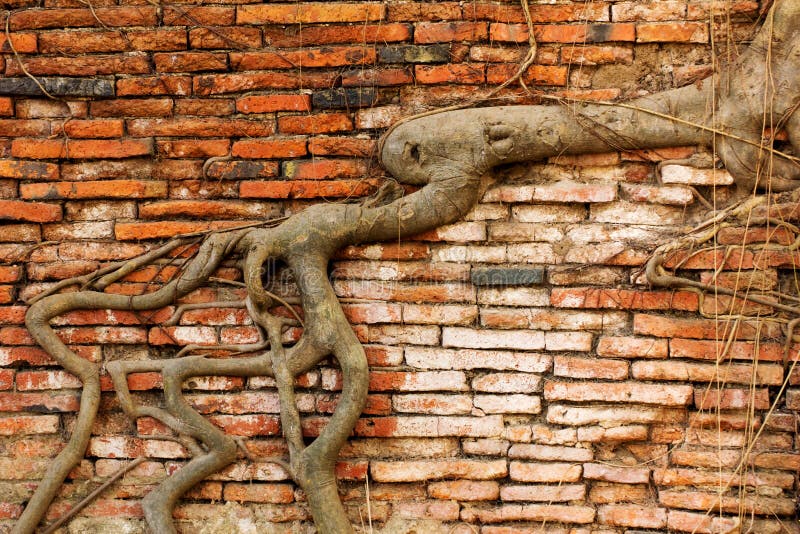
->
<box><xmin>0</xmin><ymin>0</ymin><xmax>798</xmax><ymax>532</ymax></box>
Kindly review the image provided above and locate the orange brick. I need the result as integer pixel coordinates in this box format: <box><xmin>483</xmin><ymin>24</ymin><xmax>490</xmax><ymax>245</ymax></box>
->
<box><xmin>127</xmin><ymin>118</ymin><xmax>274</xmax><ymax>137</ymax></box>
<box><xmin>6</xmin><ymin>53</ymin><xmax>151</xmax><ymax>76</ymax></box>
<box><xmin>415</xmin><ymin>21</ymin><xmax>487</xmax><ymax>43</ymax></box>
<box><xmin>240</xmin><ymin>179</ymin><xmax>378</xmax><ymax>199</ymax></box>
<box><xmin>0</xmin><ymin>33</ymin><xmax>37</xmax><ymax>53</ymax></box>
<box><xmin>236</xmin><ymin>95</ymin><xmax>311</xmax><ymax>114</ymax></box>
<box><xmin>157</xmin><ymin>139</ymin><xmax>231</xmax><ymax>158</ymax></box>
<box><xmin>0</xmin><ymin>200</ymin><xmax>61</xmax><ymax>223</ymax></box>
<box><xmin>11</xmin><ymin>138</ymin><xmax>153</xmax><ymax>160</ymax></box>
<box><xmin>116</xmin><ymin>76</ymin><xmax>192</xmax><ymax>96</ymax></box>
<box><xmin>486</xmin><ymin>64</ymin><xmax>568</xmax><ymax>86</ymax></box>
<box><xmin>193</xmin><ymin>72</ymin><xmax>337</xmax><ymax>95</ymax></box>
<box><xmin>231</xmin><ymin>138</ymin><xmax>307</xmax><ymax>159</ymax></box>
<box><xmin>154</xmin><ymin>52</ymin><xmax>227</xmax><ymax>73</ymax></box>
<box><xmin>278</xmin><ymin>113</ymin><xmax>352</xmax><ymax>134</ymax></box>
<box><xmin>637</xmin><ymin>22</ymin><xmax>709</xmax><ymax>43</ymax></box>
<box><xmin>10</xmin><ymin>7</ymin><xmax>157</xmax><ymax>30</ymax></box>
<box><xmin>263</xmin><ymin>23</ymin><xmax>409</xmax><ymax>47</ymax></box>
<box><xmin>0</xmin><ymin>159</ymin><xmax>58</xmax><ymax>180</ymax></box>
<box><xmin>230</xmin><ymin>47</ymin><xmax>376</xmax><ymax>70</ymax></box>
<box><xmin>61</xmin><ymin>120</ymin><xmax>124</xmax><ymax>139</ymax></box>
<box><xmin>238</xmin><ymin>3</ymin><xmax>385</xmax><ymax>24</ymax></box>
<box><xmin>284</xmin><ymin>158</ymin><xmax>368</xmax><ymax>179</ymax></box>
<box><xmin>188</xmin><ymin>27</ymin><xmax>261</xmax><ymax>49</ymax></box>
<box><xmin>416</xmin><ymin>64</ymin><xmax>485</xmax><ymax>84</ymax></box>
<box><xmin>21</xmin><ymin>180</ymin><xmax>166</xmax><ymax>200</ymax></box>
<box><xmin>163</xmin><ymin>6</ymin><xmax>235</xmax><ymax>26</ymax></box>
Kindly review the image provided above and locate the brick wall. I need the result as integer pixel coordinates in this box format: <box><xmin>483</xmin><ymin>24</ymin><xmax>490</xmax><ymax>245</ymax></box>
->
<box><xmin>1</xmin><ymin>0</ymin><xmax>798</xmax><ymax>532</ymax></box>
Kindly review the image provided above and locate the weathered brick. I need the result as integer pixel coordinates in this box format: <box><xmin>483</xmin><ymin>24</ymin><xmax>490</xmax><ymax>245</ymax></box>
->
<box><xmin>238</xmin><ymin>3</ymin><xmax>385</xmax><ymax>24</ymax></box>
<box><xmin>154</xmin><ymin>52</ymin><xmax>227</xmax><ymax>73</ymax></box>
<box><xmin>127</xmin><ymin>117</ymin><xmax>273</xmax><ymax>137</ymax></box>
<box><xmin>10</xmin><ymin>7</ymin><xmax>157</xmax><ymax>30</ymax></box>
<box><xmin>545</xmin><ymin>381</ymin><xmax>693</xmax><ymax>405</ymax></box>
<box><xmin>11</xmin><ymin>139</ymin><xmax>153</xmax><ymax>160</ymax></box>
<box><xmin>236</xmin><ymin>94</ymin><xmax>310</xmax><ymax>114</ymax></box>
<box><xmin>21</xmin><ymin>180</ymin><xmax>166</xmax><ymax>200</ymax></box>
<box><xmin>371</xmin><ymin>459</ymin><xmax>506</xmax><ymax>482</ymax></box>
<box><xmin>263</xmin><ymin>23</ymin><xmax>409</xmax><ymax>47</ymax></box>
<box><xmin>415</xmin><ymin>22</ymin><xmax>488</xmax><ymax>43</ymax></box>
<box><xmin>278</xmin><ymin>113</ymin><xmax>352</xmax><ymax>135</ymax></box>
<box><xmin>7</xmin><ymin>53</ymin><xmax>151</xmax><ymax>77</ymax></box>
<box><xmin>637</xmin><ymin>22</ymin><xmax>709</xmax><ymax>43</ymax></box>
<box><xmin>188</xmin><ymin>27</ymin><xmax>261</xmax><ymax>49</ymax></box>
<box><xmin>231</xmin><ymin>138</ymin><xmax>307</xmax><ymax>159</ymax></box>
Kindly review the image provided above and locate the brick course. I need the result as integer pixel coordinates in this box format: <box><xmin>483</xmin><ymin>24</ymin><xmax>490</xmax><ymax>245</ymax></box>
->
<box><xmin>0</xmin><ymin>0</ymin><xmax>797</xmax><ymax>532</ymax></box>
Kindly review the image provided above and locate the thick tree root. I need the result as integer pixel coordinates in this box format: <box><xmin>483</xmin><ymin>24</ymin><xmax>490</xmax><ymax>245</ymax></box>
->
<box><xmin>14</xmin><ymin>2</ymin><xmax>800</xmax><ymax>532</ymax></box>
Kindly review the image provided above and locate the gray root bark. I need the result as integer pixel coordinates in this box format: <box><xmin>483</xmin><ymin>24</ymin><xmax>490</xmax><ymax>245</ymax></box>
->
<box><xmin>14</xmin><ymin>1</ymin><xmax>800</xmax><ymax>532</ymax></box>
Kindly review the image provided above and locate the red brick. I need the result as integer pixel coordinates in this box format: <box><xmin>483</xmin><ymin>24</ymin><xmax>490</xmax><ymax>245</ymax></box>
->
<box><xmin>415</xmin><ymin>22</ymin><xmax>487</xmax><ymax>43</ymax></box>
<box><xmin>116</xmin><ymin>76</ymin><xmax>192</xmax><ymax>96</ymax></box>
<box><xmin>263</xmin><ymin>23</ymin><xmax>410</xmax><ymax>47</ymax></box>
<box><xmin>344</xmin><ymin>68</ymin><xmax>413</xmax><ymax>87</ymax></box>
<box><xmin>9</xmin><ymin>7</ymin><xmax>157</xmax><ymax>29</ymax></box>
<box><xmin>0</xmin><ymin>200</ymin><xmax>61</xmax><ymax>223</ymax></box>
<box><xmin>204</xmin><ymin>160</ymin><xmax>279</xmax><ymax>180</ymax></box>
<box><xmin>598</xmin><ymin>504</ymin><xmax>666</xmax><ymax>529</ymax></box>
<box><xmin>0</xmin><ymin>119</ymin><xmax>50</xmax><ymax>137</ymax></box>
<box><xmin>416</xmin><ymin>64</ymin><xmax>485</xmax><ymax>84</ymax></box>
<box><xmin>127</xmin><ymin>118</ymin><xmax>274</xmax><ymax>137</ymax></box>
<box><xmin>562</xmin><ymin>45</ymin><xmax>634</xmax><ymax>65</ymax></box>
<box><xmin>670</xmin><ymin>338</ymin><xmax>783</xmax><ymax>361</ymax></box>
<box><xmin>238</xmin><ymin>3</ymin><xmax>385</xmax><ymax>24</ymax></box>
<box><xmin>126</xmin><ymin>29</ymin><xmax>187</xmax><ymax>51</ymax></box>
<box><xmin>39</xmin><ymin>29</ymin><xmax>183</xmax><ymax>53</ymax></box>
<box><xmin>175</xmin><ymin>99</ymin><xmax>235</xmax><ymax>117</ymax></box>
<box><xmin>278</xmin><ymin>113</ymin><xmax>352</xmax><ymax>135</ymax></box>
<box><xmin>21</xmin><ymin>180</ymin><xmax>166</xmax><ymax>200</ymax></box>
<box><xmin>429</xmin><ymin>480</ymin><xmax>499</xmax><ymax>501</ymax></box>
<box><xmin>188</xmin><ymin>27</ymin><xmax>262</xmax><ymax>49</ymax></box>
<box><xmin>163</xmin><ymin>6</ymin><xmax>235</xmax><ymax>26</ymax></box>
<box><xmin>139</xmin><ymin>199</ymin><xmax>274</xmax><ymax>221</ymax></box>
<box><xmin>466</xmin><ymin>2</ymin><xmax>609</xmax><ymax>23</ymax></box>
<box><xmin>284</xmin><ymin>159</ymin><xmax>368</xmax><ymax>179</ymax></box>
<box><xmin>222</xmin><ymin>483</ymin><xmax>294</xmax><ymax>504</ymax></box>
<box><xmin>154</xmin><ymin>52</ymin><xmax>228</xmax><ymax>73</ymax></box>
<box><xmin>492</xmin><ymin>23</ymin><xmax>636</xmax><ymax>43</ymax></box>
<box><xmin>695</xmin><ymin>388</ymin><xmax>770</xmax><ymax>410</ymax></box>
<box><xmin>115</xmin><ymin>220</ymin><xmax>250</xmax><ymax>240</ymax></box>
<box><xmin>60</xmin><ymin>120</ymin><xmax>124</xmax><ymax>139</ymax></box>
<box><xmin>90</xmin><ymin>99</ymin><xmax>173</xmax><ymax>118</ymax></box>
<box><xmin>231</xmin><ymin>47</ymin><xmax>376</xmax><ymax>70</ymax></box>
<box><xmin>193</xmin><ymin>72</ymin><xmax>337</xmax><ymax>95</ymax></box>
<box><xmin>0</xmin><ymin>98</ymin><xmax>11</xmax><ymax>117</ymax></box>
<box><xmin>21</xmin><ymin>100</ymin><xmax>87</xmax><ymax>119</ymax></box>
<box><xmin>6</xmin><ymin>53</ymin><xmax>151</xmax><ymax>76</ymax></box>
<box><xmin>634</xmin><ymin>314</ymin><xmax>780</xmax><ymax>340</ymax></box>
<box><xmin>308</xmin><ymin>137</ymin><xmax>375</xmax><ymax>157</ymax></box>
<box><xmin>637</xmin><ymin>22</ymin><xmax>709</xmax><ymax>43</ymax></box>
<box><xmin>11</xmin><ymin>139</ymin><xmax>153</xmax><ymax>160</ymax></box>
<box><xmin>486</xmin><ymin>64</ymin><xmax>568</xmax><ymax>86</ymax></box>
<box><xmin>551</xmin><ymin>287</ymin><xmax>698</xmax><ymax>311</ymax></box>
<box><xmin>237</xmin><ymin>95</ymin><xmax>311</xmax><ymax>114</ymax></box>
<box><xmin>0</xmin><ymin>33</ymin><xmax>37</xmax><ymax>53</ymax></box>
<box><xmin>240</xmin><ymin>179</ymin><xmax>379</xmax><ymax>199</ymax></box>
<box><xmin>0</xmin><ymin>159</ymin><xmax>59</xmax><ymax>180</ymax></box>
<box><xmin>231</xmin><ymin>138</ymin><xmax>307</xmax><ymax>159</ymax></box>
<box><xmin>157</xmin><ymin>139</ymin><xmax>230</xmax><ymax>158</ymax></box>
